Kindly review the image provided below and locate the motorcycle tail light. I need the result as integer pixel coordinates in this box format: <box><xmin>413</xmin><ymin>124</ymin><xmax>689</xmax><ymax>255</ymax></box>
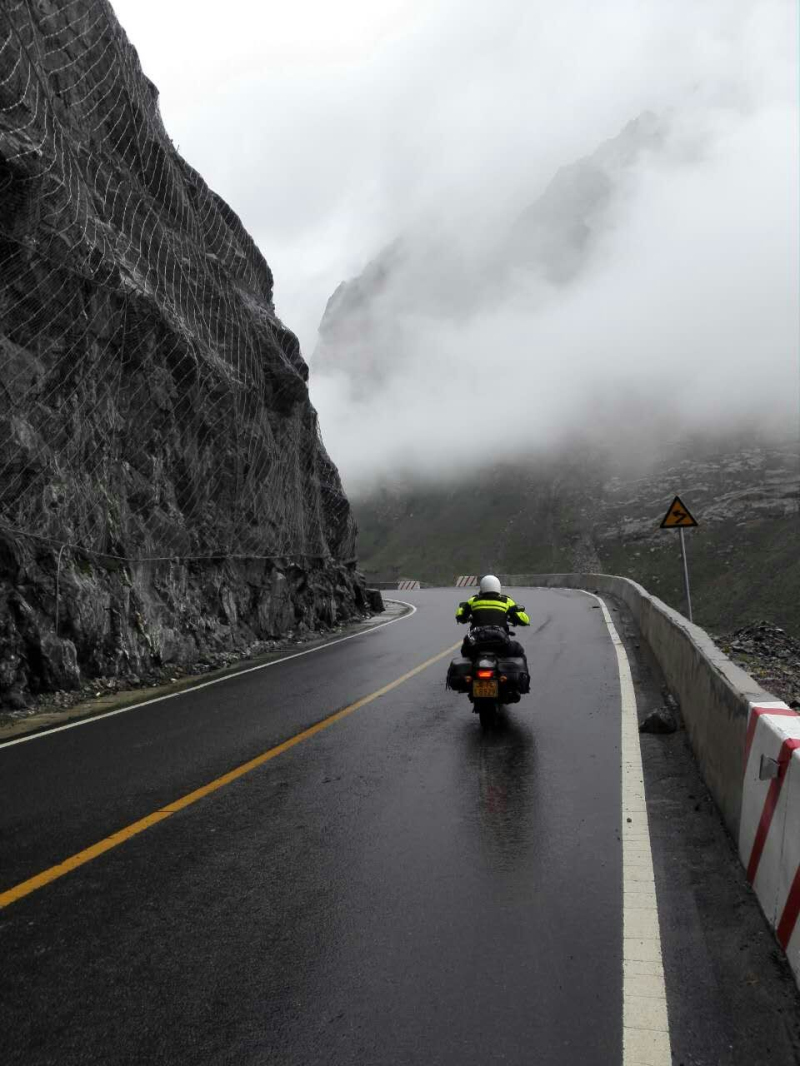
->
<box><xmin>476</xmin><ymin>669</ymin><xmax>494</xmax><ymax>679</ymax></box>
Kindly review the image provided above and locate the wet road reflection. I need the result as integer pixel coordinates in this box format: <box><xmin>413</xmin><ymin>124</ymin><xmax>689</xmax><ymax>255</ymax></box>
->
<box><xmin>462</xmin><ymin>712</ymin><xmax>538</xmax><ymax>870</ymax></box>
<box><xmin>0</xmin><ymin>587</ymin><xmax>625</xmax><ymax>1066</ymax></box>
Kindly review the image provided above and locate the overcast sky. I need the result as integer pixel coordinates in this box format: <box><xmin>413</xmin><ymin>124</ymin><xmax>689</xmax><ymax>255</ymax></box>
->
<box><xmin>112</xmin><ymin>0</ymin><xmax>799</xmax><ymax>490</ymax></box>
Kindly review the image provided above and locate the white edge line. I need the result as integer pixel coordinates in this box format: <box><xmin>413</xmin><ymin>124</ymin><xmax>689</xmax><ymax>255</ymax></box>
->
<box><xmin>0</xmin><ymin>599</ymin><xmax>418</xmax><ymax>750</ymax></box>
<box><xmin>577</xmin><ymin>588</ymin><xmax>673</xmax><ymax>1063</ymax></box>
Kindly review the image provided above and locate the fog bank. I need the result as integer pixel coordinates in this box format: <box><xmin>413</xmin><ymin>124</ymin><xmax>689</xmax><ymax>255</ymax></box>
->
<box><xmin>308</xmin><ymin>1</ymin><xmax>798</xmax><ymax>492</ymax></box>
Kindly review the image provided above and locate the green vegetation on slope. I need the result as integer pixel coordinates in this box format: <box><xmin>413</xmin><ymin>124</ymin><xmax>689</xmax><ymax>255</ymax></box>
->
<box><xmin>355</xmin><ymin>436</ymin><xmax>800</xmax><ymax>638</ymax></box>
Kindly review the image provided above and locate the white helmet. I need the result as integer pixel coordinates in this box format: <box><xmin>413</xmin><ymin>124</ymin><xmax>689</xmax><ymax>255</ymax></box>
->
<box><xmin>479</xmin><ymin>574</ymin><xmax>501</xmax><ymax>595</ymax></box>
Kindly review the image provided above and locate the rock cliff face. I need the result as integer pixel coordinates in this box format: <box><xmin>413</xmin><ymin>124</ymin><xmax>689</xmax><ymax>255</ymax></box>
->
<box><xmin>0</xmin><ymin>1</ymin><xmax>363</xmax><ymax>705</ymax></box>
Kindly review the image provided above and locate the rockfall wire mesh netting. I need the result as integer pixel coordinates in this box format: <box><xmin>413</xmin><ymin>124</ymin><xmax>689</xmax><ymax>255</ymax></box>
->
<box><xmin>0</xmin><ymin>0</ymin><xmax>356</xmax><ymax>568</ymax></box>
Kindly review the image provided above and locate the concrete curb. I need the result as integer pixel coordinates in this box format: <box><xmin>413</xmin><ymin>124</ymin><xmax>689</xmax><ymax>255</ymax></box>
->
<box><xmin>500</xmin><ymin>572</ymin><xmax>800</xmax><ymax>987</ymax></box>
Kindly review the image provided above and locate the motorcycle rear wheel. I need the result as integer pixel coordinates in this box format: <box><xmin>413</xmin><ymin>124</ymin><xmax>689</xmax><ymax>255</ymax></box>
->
<box><xmin>476</xmin><ymin>699</ymin><xmax>497</xmax><ymax>729</ymax></box>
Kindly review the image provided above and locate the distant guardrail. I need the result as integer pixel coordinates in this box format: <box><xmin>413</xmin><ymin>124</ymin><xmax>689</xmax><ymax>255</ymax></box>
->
<box><xmin>367</xmin><ymin>580</ymin><xmax>421</xmax><ymax>591</ymax></box>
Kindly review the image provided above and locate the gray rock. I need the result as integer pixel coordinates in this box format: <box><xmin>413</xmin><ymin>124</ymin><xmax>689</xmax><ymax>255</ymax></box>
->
<box><xmin>639</xmin><ymin>708</ymin><xmax>678</xmax><ymax>734</ymax></box>
<box><xmin>40</xmin><ymin>635</ymin><xmax>81</xmax><ymax>691</ymax></box>
<box><xmin>0</xmin><ymin>5</ymin><xmax>366</xmax><ymax>701</ymax></box>
<box><xmin>5</xmin><ymin>687</ymin><xmax>30</xmax><ymax>711</ymax></box>
<box><xmin>0</xmin><ymin>652</ymin><xmax>21</xmax><ymax>690</ymax></box>
<box><xmin>661</xmin><ymin>689</ymin><xmax>680</xmax><ymax>714</ymax></box>
<box><xmin>366</xmin><ymin>588</ymin><xmax>385</xmax><ymax>613</ymax></box>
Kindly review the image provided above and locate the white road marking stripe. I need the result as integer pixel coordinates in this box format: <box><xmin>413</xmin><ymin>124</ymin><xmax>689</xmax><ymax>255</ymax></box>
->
<box><xmin>589</xmin><ymin>593</ymin><xmax>673</xmax><ymax>1066</ymax></box>
<box><xmin>0</xmin><ymin>600</ymin><xmax>418</xmax><ymax>750</ymax></box>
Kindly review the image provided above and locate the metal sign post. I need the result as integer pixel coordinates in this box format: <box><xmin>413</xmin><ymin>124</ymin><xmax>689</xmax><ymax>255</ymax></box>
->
<box><xmin>660</xmin><ymin>495</ymin><xmax>698</xmax><ymax>623</ymax></box>
<box><xmin>679</xmin><ymin>527</ymin><xmax>693</xmax><ymax>623</ymax></box>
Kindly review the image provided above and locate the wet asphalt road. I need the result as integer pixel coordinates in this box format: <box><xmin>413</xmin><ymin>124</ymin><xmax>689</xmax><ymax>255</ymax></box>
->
<box><xmin>0</xmin><ymin>588</ymin><xmax>625</xmax><ymax>1064</ymax></box>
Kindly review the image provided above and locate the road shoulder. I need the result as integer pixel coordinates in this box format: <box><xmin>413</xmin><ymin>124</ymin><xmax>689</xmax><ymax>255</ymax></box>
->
<box><xmin>608</xmin><ymin>594</ymin><xmax>800</xmax><ymax>1064</ymax></box>
<box><xmin>0</xmin><ymin>600</ymin><xmax>411</xmax><ymax>745</ymax></box>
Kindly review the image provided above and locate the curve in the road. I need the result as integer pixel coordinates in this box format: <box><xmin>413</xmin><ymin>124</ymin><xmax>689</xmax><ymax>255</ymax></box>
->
<box><xmin>0</xmin><ymin>586</ymin><xmax>681</xmax><ymax>1065</ymax></box>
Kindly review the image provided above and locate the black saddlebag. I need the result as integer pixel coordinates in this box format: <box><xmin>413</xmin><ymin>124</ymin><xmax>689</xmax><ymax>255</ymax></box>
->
<box><xmin>446</xmin><ymin>656</ymin><xmax>473</xmax><ymax>692</ymax></box>
<box><xmin>498</xmin><ymin>656</ymin><xmax>530</xmax><ymax>694</ymax></box>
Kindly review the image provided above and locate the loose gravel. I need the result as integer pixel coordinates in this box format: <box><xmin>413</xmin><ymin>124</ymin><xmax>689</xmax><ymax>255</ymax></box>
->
<box><xmin>714</xmin><ymin>620</ymin><xmax>800</xmax><ymax>709</ymax></box>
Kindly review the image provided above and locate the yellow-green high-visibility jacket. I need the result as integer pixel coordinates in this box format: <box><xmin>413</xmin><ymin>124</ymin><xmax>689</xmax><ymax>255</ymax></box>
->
<box><xmin>456</xmin><ymin>593</ymin><xmax>530</xmax><ymax>628</ymax></box>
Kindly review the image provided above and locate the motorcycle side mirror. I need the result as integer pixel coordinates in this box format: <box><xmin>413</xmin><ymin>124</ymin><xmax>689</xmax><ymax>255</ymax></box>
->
<box><xmin>515</xmin><ymin>604</ymin><xmax>526</xmax><ymax>612</ymax></box>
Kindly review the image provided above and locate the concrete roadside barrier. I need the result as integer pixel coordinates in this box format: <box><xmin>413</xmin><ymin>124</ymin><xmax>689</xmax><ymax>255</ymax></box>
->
<box><xmin>499</xmin><ymin>572</ymin><xmax>800</xmax><ymax>987</ymax></box>
<box><xmin>367</xmin><ymin>580</ymin><xmax>421</xmax><ymax>591</ymax></box>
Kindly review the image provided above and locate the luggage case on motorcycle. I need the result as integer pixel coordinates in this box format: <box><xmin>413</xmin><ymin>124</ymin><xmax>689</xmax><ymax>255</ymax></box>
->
<box><xmin>464</xmin><ymin>625</ymin><xmax>510</xmax><ymax>655</ymax></box>
<box><xmin>497</xmin><ymin>656</ymin><xmax>530</xmax><ymax>694</ymax></box>
<box><xmin>446</xmin><ymin>656</ymin><xmax>473</xmax><ymax>692</ymax></box>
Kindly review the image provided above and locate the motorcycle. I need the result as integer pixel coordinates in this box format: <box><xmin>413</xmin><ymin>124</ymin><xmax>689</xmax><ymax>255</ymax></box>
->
<box><xmin>446</xmin><ymin>620</ymin><xmax>530</xmax><ymax>728</ymax></box>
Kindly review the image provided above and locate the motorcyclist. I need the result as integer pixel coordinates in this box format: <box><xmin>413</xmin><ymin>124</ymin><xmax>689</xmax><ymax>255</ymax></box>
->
<box><xmin>456</xmin><ymin>575</ymin><xmax>530</xmax><ymax>667</ymax></box>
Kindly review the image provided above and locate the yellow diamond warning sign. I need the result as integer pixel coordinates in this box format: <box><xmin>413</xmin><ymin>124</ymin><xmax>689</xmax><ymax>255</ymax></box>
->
<box><xmin>660</xmin><ymin>496</ymin><xmax>698</xmax><ymax>529</ymax></box>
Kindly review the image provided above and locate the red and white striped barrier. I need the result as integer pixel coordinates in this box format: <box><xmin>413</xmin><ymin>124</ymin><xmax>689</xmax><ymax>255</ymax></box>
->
<box><xmin>455</xmin><ymin>575</ymin><xmax>477</xmax><ymax>588</ymax></box>
<box><xmin>740</xmin><ymin>701</ymin><xmax>800</xmax><ymax>982</ymax></box>
<box><xmin>397</xmin><ymin>580</ymin><xmax>421</xmax><ymax>590</ymax></box>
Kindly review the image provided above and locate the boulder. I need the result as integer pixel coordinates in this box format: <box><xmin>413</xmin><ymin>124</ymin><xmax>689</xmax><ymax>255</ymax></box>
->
<box><xmin>366</xmin><ymin>588</ymin><xmax>385</xmax><ymax>613</ymax></box>
<box><xmin>39</xmin><ymin>635</ymin><xmax>81</xmax><ymax>691</ymax></box>
<box><xmin>639</xmin><ymin>707</ymin><xmax>678</xmax><ymax>735</ymax></box>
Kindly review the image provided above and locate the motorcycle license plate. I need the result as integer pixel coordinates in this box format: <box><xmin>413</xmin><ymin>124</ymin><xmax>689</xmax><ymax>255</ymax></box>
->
<box><xmin>473</xmin><ymin>680</ymin><xmax>498</xmax><ymax>698</ymax></box>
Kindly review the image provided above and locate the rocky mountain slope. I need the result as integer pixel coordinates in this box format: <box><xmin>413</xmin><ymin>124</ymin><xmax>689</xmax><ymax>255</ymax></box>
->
<box><xmin>354</xmin><ymin>431</ymin><xmax>799</xmax><ymax>636</ymax></box>
<box><xmin>0</xmin><ymin>2</ymin><xmax>363</xmax><ymax>706</ymax></box>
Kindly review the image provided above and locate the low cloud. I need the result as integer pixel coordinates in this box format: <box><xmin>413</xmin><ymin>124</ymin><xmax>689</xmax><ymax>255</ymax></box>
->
<box><xmin>307</xmin><ymin>2</ymin><xmax>798</xmax><ymax>492</ymax></box>
<box><xmin>312</xmin><ymin>94</ymin><xmax>798</xmax><ymax>491</ymax></box>
<box><xmin>111</xmin><ymin>0</ymin><xmax>799</xmax><ymax>493</ymax></box>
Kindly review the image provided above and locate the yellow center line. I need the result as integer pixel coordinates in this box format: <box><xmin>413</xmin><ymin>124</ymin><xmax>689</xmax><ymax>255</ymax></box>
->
<box><xmin>0</xmin><ymin>641</ymin><xmax>462</xmax><ymax>910</ymax></box>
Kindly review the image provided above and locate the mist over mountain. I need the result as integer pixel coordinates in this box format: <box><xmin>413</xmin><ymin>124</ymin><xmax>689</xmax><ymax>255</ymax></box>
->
<box><xmin>508</xmin><ymin>112</ymin><xmax>666</xmax><ymax>285</ymax></box>
<box><xmin>311</xmin><ymin>92</ymin><xmax>798</xmax><ymax>493</ymax></box>
<box><xmin>309</xmin><ymin>71</ymin><xmax>798</xmax><ymax>633</ymax></box>
<box><xmin>314</xmin><ymin>112</ymin><xmax>667</xmax><ymax>398</ymax></box>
